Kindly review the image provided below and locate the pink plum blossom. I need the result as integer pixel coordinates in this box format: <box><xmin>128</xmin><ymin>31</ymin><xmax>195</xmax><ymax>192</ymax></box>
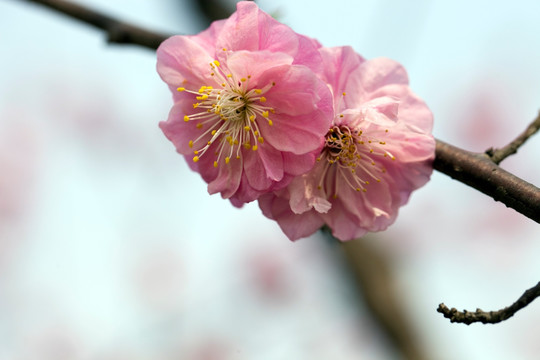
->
<box><xmin>259</xmin><ymin>46</ymin><xmax>436</xmax><ymax>241</ymax></box>
<box><xmin>157</xmin><ymin>1</ymin><xmax>333</xmax><ymax>204</ymax></box>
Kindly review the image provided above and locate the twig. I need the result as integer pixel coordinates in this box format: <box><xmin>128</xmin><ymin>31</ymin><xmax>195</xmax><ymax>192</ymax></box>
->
<box><xmin>433</xmin><ymin>140</ymin><xmax>540</xmax><ymax>223</ymax></box>
<box><xmin>20</xmin><ymin>0</ymin><xmax>169</xmax><ymax>49</ymax></box>
<box><xmin>12</xmin><ymin>0</ymin><xmax>540</xmax><ymax>223</ymax></box>
<box><xmin>486</xmin><ymin>111</ymin><xmax>540</xmax><ymax>164</ymax></box>
<box><xmin>437</xmin><ymin>281</ymin><xmax>540</xmax><ymax>324</ymax></box>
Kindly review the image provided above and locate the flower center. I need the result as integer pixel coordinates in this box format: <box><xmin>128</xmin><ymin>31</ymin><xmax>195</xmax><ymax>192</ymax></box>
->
<box><xmin>317</xmin><ymin>124</ymin><xmax>395</xmax><ymax>196</ymax></box>
<box><xmin>177</xmin><ymin>60</ymin><xmax>275</xmax><ymax>168</ymax></box>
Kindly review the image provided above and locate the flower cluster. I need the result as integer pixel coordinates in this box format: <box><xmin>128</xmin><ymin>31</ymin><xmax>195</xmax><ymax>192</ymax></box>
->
<box><xmin>157</xmin><ymin>2</ymin><xmax>435</xmax><ymax>241</ymax></box>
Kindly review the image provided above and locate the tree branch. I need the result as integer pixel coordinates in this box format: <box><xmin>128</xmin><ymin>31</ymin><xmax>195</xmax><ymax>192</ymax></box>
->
<box><xmin>20</xmin><ymin>0</ymin><xmax>169</xmax><ymax>49</ymax></box>
<box><xmin>486</xmin><ymin>111</ymin><xmax>540</xmax><ymax>164</ymax></box>
<box><xmin>437</xmin><ymin>281</ymin><xmax>540</xmax><ymax>324</ymax></box>
<box><xmin>12</xmin><ymin>0</ymin><xmax>540</xmax><ymax>224</ymax></box>
<box><xmin>433</xmin><ymin>140</ymin><xmax>540</xmax><ymax>223</ymax></box>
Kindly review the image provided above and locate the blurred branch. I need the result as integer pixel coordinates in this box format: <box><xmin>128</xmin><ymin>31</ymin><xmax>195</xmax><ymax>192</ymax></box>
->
<box><xmin>437</xmin><ymin>281</ymin><xmax>540</xmax><ymax>324</ymax></box>
<box><xmin>13</xmin><ymin>0</ymin><xmax>540</xmax><ymax>223</ymax></box>
<box><xmin>330</xmin><ymin>233</ymin><xmax>428</xmax><ymax>360</ymax></box>
<box><xmin>191</xmin><ymin>0</ymin><xmax>240</xmax><ymax>23</ymax></box>
<box><xmin>486</xmin><ymin>111</ymin><xmax>540</xmax><ymax>164</ymax></box>
<box><xmin>20</xmin><ymin>0</ymin><xmax>169</xmax><ymax>49</ymax></box>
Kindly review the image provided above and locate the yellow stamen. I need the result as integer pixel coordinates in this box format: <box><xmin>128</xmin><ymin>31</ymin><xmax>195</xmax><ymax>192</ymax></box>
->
<box><xmin>193</xmin><ymin>156</ymin><xmax>200</xmax><ymax>162</ymax></box>
<box><xmin>184</xmin><ymin>115</ymin><xmax>190</xmax><ymax>122</ymax></box>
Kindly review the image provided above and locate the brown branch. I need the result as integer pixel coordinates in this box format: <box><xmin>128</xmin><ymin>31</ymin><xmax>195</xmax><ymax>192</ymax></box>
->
<box><xmin>13</xmin><ymin>0</ymin><xmax>540</xmax><ymax>223</ymax></box>
<box><xmin>324</xmin><ymin>231</ymin><xmax>429</xmax><ymax>360</ymax></box>
<box><xmin>486</xmin><ymin>111</ymin><xmax>540</xmax><ymax>164</ymax></box>
<box><xmin>437</xmin><ymin>281</ymin><xmax>540</xmax><ymax>324</ymax></box>
<box><xmin>20</xmin><ymin>0</ymin><xmax>169</xmax><ymax>49</ymax></box>
<box><xmin>433</xmin><ymin>139</ymin><xmax>540</xmax><ymax>223</ymax></box>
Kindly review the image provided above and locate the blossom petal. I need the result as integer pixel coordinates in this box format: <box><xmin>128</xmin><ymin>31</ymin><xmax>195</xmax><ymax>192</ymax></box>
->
<box><xmin>207</xmin><ymin>156</ymin><xmax>243</xmax><ymax>199</ymax></box>
<box><xmin>216</xmin><ymin>2</ymin><xmax>298</xmax><ymax>55</ymax></box>
<box><xmin>243</xmin><ymin>150</ymin><xmax>279</xmax><ymax>191</ymax></box>
<box><xmin>224</xmin><ymin>50</ymin><xmax>293</xmax><ymax>82</ymax></box>
<box><xmin>156</xmin><ymin>36</ymin><xmax>215</xmax><ymax>88</ymax></box>
<box><xmin>322</xmin><ymin>207</ymin><xmax>369</xmax><ymax>241</ymax></box>
<box><xmin>288</xmin><ymin>173</ymin><xmax>331</xmax><ymax>214</ymax></box>
<box><xmin>256</xmin><ymin>66</ymin><xmax>332</xmax><ymax>154</ymax></box>
<box><xmin>319</xmin><ymin>46</ymin><xmax>365</xmax><ymax>105</ymax></box>
<box><xmin>281</xmin><ymin>151</ymin><xmax>318</xmax><ymax>177</ymax></box>
<box><xmin>258</xmin><ymin>193</ymin><xmax>324</xmax><ymax>241</ymax></box>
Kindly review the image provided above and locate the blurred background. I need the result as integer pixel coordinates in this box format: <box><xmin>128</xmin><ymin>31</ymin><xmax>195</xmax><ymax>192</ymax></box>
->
<box><xmin>0</xmin><ymin>0</ymin><xmax>539</xmax><ymax>359</ymax></box>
